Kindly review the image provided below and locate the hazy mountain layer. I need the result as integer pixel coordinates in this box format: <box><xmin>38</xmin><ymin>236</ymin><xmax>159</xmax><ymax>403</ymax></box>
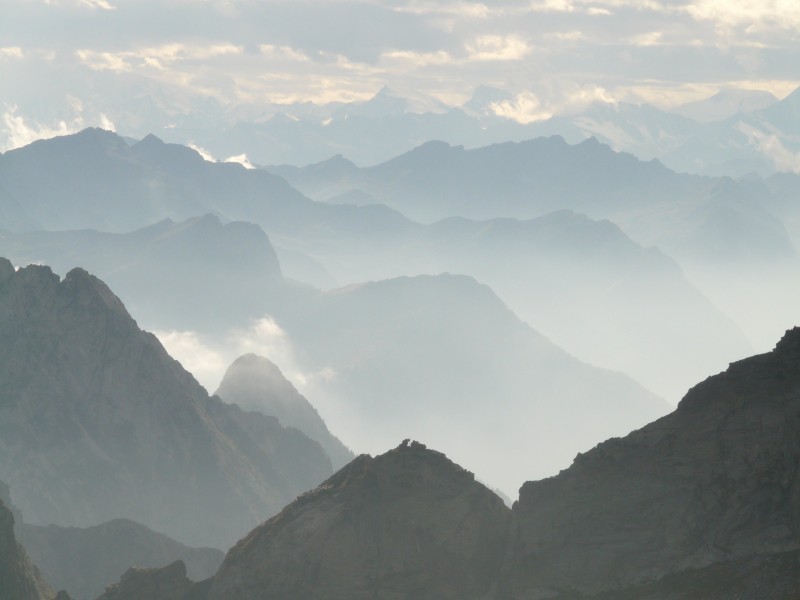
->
<box><xmin>0</xmin><ymin>221</ymin><xmax>669</xmax><ymax>492</ymax></box>
<box><xmin>0</xmin><ymin>258</ymin><xmax>332</xmax><ymax>548</ymax></box>
<box><xmin>215</xmin><ymin>354</ymin><xmax>354</xmax><ymax>469</ymax></box>
<box><xmin>274</xmin><ymin>273</ymin><xmax>668</xmax><ymax>493</ymax></box>
<box><xmin>19</xmin><ymin>520</ymin><xmax>222</xmax><ymax>600</ymax></box>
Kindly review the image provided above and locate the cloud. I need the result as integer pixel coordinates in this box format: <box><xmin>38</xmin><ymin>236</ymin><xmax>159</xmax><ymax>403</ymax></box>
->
<box><xmin>0</xmin><ymin>47</ymin><xmax>24</xmax><ymax>59</ymax></box>
<box><xmin>738</xmin><ymin>122</ymin><xmax>800</xmax><ymax>173</ymax></box>
<box><xmin>489</xmin><ymin>91</ymin><xmax>552</xmax><ymax>123</ymax></box>
<box><xmin>466</xmin><ymin>35</ymin><xmax>530</xmax><ymax>61</ymax></box>
<box><xmin>79</xmin><ymin>0</ymin><xmax>116</xmax><ymax>9</ymax></box>
<box><xmin>259</xmin><ymin>44</ymin><xmax>310</xmax><ymax>62</ymax></box>
<box><xmin>224</xmin><ymin>153</ymin><xmax>255</xmax><ymax>169</ymax></box>
<box><xmin>188</xmin><ymin>142</ymin><xmax>217</xmax><ymax>162</ymax></box>
<box><xmin>682</xmin><ymin>0</ymin><xmax>800</xmax><ymax>31</ymax></box>
<box><xmin>381</xmin><ymin>49</ymin><xmax>455</xmax><ymax>67</ymax></box>
<box><xmin>1</xmin><ymin>105</ymin><xmax>78</xmax><ymax>151</ymax></box>
<box><xmin>154</xmin><ymin>316</ymin><xmax>336</xmax><ymax>395</ymax></box>
<box><xmin>75</xmin><ymin>49</ymin><xmax>131</xmax><ymax>71</ymax></box>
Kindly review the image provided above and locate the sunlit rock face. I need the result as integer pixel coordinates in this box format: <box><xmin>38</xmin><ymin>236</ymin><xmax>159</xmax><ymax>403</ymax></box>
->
<box><xmin>0</xmin><ymin>258</ymin><xmax>332</xmax><ymax>549</ymax></box>
<box><xmin>504</xmin><ymin>327</ymin><xmax>800</xmax><ymax>599</ymax></box>
<box><xmin>208</xmin><ymin>441</ymin><xmax>512</xmax><ymax>600</ymax></box>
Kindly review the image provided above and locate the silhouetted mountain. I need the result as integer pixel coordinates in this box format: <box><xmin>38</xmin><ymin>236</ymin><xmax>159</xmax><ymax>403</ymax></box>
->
<box><xmin>504</xmin><ymin>327</ymin><xmax>800</xmax><ymax>599</ymax></box>
<box><xmin>18</xmin><ymin>520</ymin><xmax>222</xmax><ymax>600</ymax></box>
<box><xmin>207</xmin><ymin>441</ymin><xmax>512</xmax><ymax>600</ymax></box>
<box><xmin>215</xmin><ymin>355</ymin><xmax>353</xmax><ymax>469</ymax></box>
<box><xmin>0</xmin><ymin>259</ymin><xmax>332</xmax><ymax>548</ymax></box>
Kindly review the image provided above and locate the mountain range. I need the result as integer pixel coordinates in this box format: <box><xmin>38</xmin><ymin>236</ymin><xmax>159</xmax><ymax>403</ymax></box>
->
<box><xmin>107</xmin><ymin>327</ymin><xmax>800</xmax><ymax>599</ymax></box>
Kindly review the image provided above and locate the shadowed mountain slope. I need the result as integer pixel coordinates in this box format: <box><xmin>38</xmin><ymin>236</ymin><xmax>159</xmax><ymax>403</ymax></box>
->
<box><xmin>207</xmin><ymin>441</ymin><xmax>512</xmax><ymax>600</ymax></box>
<box><xmin>0</xmin><ymin>259</ymin><xmax>332</xmax><ymax>549</ymax></box>
<box><xmin>504</xmin><ymin>327</ymin><xmax>800</xmax><ymax>599</ymax></box>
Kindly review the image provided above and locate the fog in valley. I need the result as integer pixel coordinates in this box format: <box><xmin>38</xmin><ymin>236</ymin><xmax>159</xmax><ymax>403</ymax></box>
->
<box><xmin>2</xmin><ymin>2</ymin><xmax>800</xmax><ymax>599</ymax></box>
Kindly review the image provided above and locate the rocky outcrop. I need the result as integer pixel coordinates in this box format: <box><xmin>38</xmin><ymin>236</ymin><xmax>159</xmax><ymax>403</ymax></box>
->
<box><xmin>207</xmin><ymin>441</ymin><xmax>512</xmax><ymax>600</ymax></box>
<box><xmin>504</xmin><ymin>327</ymin><xmax>800</xmax><ymax>599</ymax></box>
<box><xmin>215</xmin><ymin>354</ymin><xmax>353</xmax><ymax>468</ymax></box>
<box><xmin>0</xmin><ymin>259</ymin><xmax>332</xmax><ymax>548</ymax></box>
<box><xmin>0</xmin><ymin>498</ymin><xmax>54</xmax><ymax>600</ymax></box>
<box><xmin>94</xmin><ymin>561</ymin><xmax>194</xmax><ymax>600</ymax></box>
<box><xmin>19</xmin><ymin>519</ymin><xmax>223</xmax><ymax>600</ymax></box>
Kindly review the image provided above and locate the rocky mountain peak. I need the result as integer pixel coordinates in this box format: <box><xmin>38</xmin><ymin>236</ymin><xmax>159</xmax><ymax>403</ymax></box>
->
<box><xmin>208</xmin><ymin>442</ymin><xmax>511</xmax><ymax>600</ymax></box>
<box><xmin>507</xmin><ymin>326</ymin><xmax>800</xmax><ymax>598</ymax></box>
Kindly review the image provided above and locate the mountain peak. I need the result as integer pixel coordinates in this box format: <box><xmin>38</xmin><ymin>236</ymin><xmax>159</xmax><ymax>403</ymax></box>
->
<box><xmin>208</xmin><ymin>442</ymin><xmax>511</xmax><ymax>600</ymax></box>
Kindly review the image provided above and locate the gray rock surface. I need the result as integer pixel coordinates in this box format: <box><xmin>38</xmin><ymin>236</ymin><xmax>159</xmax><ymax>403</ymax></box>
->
<box><xmin>504</xmin><ymin>326</ymin><xmax>800</xmax><ymax>598</ymax></box>
<box><xmin>0</xmin><ymin>259</ymin><xmax>332</xmax><ymax>549</ymax></box>
<box><xmin>215</xmin><ymin>354</ymin><xmax>353</xmax><ymax>468</ymax></box>
<box><xmin>208</xmin><ymin>441</ymin><xmax>512</xmax><ymax>600</ymax></box>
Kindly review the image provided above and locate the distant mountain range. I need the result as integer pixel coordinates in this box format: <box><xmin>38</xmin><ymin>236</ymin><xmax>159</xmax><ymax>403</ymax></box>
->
<box><xmin>61</xmin><ymin>83</ymin><xmax>794</xmax><ymax>178</ymax></box>
<box><xmin>0</xmin><ymin>129</ymin><xmax>778</xmax><ymax>400</ymax></box>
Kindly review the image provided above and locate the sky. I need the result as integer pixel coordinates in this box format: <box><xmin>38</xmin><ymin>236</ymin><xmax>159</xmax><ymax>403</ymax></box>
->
<box><xmin>1</xmin><ymin>0</ymin><xmax>800</xmax><ymax>146</ymax></box>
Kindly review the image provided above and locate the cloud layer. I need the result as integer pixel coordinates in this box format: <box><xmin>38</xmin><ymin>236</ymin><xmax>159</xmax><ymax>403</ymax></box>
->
<box><xmin>1</xmin><ymin>0</ymin><xmax>798</xmax><ymax>147</ymax></box>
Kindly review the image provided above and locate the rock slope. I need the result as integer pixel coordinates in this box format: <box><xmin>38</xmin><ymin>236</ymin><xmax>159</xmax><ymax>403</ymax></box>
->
<box><xmin>0</xmin><ymin>259</ymin><xmax>332</xmax><ymax>549</ymax></box>
<box><xmin>207</xmin><ymin>441</ymin><xmax>512</xmax><ymax>600</ymax></box>
<box><xmin>504</xmin><ymin>327</ymin><xmax>800</xmax><ymax>598</ymax></box>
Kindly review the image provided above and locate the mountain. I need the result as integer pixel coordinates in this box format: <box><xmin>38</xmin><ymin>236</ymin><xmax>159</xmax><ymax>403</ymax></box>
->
<box><xmin>660</xmin><ymin>86</ymin><xmax>800</xmax><ymax>177</ymax></box>
<box><xmin>274</xmin><ymin>273</ymin><xmax>668</xmax><ymax>493</ymax></box>
<box><xmin>0</xmin><ymin>259</ymin><xmax>333</xmax><ymax>549</ymax></box>
<box><xmin>0</xmin><ymin>498</ymin><xmax>54</xmax><ymax>600</ymax></box>
<box><xmin>504</xmin><ymin>326</ymin><xmax>800</xmax><ymax>598</ymax></box>
<box><xmin>672</xmin><ymin>88</ymin><xmax>779</xmax><ymax>123</ymax></box>
<box><xmin>207</xmin><ymin>441</ymin><xmax>512</xmax><ymax>600</ymax></box>
<box><xmin>215</xmin><ymin>354</ymin><xmax>354</xmax><ymax>469</ymax></box>
<box><xmin>18</xmin><ymin>520</ymin><xmax>223</xmax><ymax>600</ymax></box>
<box><xmin>0</xmin><ymin>215</ymin><xmax>670</xmax><ymax>490</ymax></box>
<box><xmin>0</xmin><ymin>128</ymin><xmax>414</xmax><ymax>242</ymax></box>
<box><xmin>94</xmin><ymin>561</ymin><xmax>203</xmax><ymax>600</ymax></box>
<box><xmin>0</xmin><ymin>214</ymin><xmax>288</xmax><ymax>333</ymax></box>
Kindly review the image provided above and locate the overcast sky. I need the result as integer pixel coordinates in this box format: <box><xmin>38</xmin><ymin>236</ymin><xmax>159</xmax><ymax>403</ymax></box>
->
<box><xmin>2</xmin><ymin>0</ymin><xmax>799</xmax><ymax>140</ymax></box>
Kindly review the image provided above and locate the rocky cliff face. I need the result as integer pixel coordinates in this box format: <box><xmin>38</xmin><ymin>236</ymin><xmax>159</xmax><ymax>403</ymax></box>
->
<box><xmin>0</xmin><ymin>259</ymin><xmax>332</xmax><ymax>549</ymax></box>
<box><xmin>0</xmin><ymin>498</ymin><xmax>54</xmax><ymax>600</ymax></box>
<box><xmin>207</xmin><ymin>441</ymin><xmax>512</xmax><ymax>600</ymax></box>
<box><xmin>215</xmin><ymin>354</ymin><xmax>353</xmax><ymax>468</ymax></box>
<box><xmin>504</xmin><ymin>327</ymin><xmax>800</xmax><ymax>598</ymax></box>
